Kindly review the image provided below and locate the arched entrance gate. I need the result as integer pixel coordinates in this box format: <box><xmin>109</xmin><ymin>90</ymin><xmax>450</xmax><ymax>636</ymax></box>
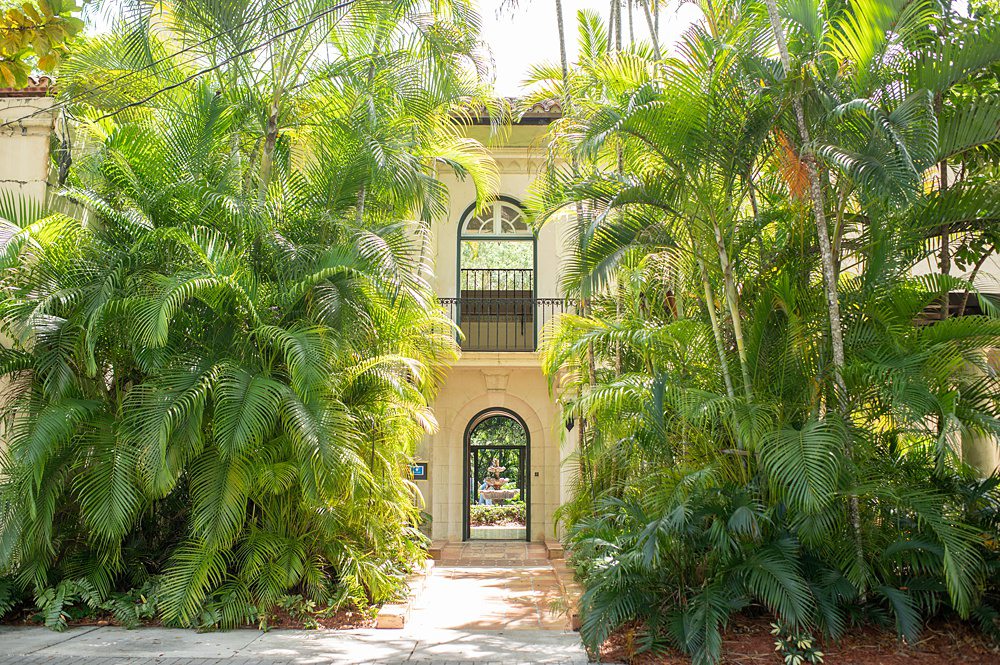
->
<box><xmin>462</xmin><ymin>408</ymin><xmax>530</xmax><ymax>541</ymax></box>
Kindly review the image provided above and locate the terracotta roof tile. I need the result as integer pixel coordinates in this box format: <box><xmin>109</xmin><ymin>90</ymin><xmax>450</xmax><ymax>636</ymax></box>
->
<box><xmin>519</xmin><ymin>98</ymin><xmax>562</xmax><ymax>117</ymax></box>
<box><xmin>0</xmin><ymin>75</ymin><xmax>55</xmax><ymax>98</ymax></box>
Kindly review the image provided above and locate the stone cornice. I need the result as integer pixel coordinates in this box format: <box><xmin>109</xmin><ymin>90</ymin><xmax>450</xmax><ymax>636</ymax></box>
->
<box><xmin>1</xmin><ymin>98</ymin><xmax>56</xmax><ymax>136</ymax></box>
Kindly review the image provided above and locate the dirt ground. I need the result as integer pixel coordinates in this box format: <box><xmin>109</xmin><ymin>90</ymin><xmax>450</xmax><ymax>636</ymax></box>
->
<box><xmin>600</xmin><ymin>616</ymin><xmax>1000</xmax><ymax>665</ymax></box>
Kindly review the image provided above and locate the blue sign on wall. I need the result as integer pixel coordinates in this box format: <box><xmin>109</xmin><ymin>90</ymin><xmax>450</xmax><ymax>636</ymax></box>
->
<box><xmin>411</xmin><ymin>462</ymin><xmax>428</xmax><ymax>481</ymax></box>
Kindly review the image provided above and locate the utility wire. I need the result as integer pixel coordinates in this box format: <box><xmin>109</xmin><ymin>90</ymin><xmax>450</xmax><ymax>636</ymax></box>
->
<box><xmin>92</xmin><ymin>0</ymin><xmax>359</xmax><ymax>122</ymax></box>
<box><xmin>2</xmin><ymin>0</ymin><xmax>299</xmax><ymax>128</ymax></box>
<box><xmin>1</xmin><ymin>0</ymin><xmax>359</xmax><ymax>129</ymax></box>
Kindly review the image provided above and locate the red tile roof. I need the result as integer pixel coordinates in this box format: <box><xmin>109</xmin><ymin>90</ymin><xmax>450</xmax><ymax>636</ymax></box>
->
<box><xmin>520</xmin><ymin>98</ymin><xmax>562</xmax><ymax>118</ymax></box>
<box><xmin>0</xmin><ymin>75</ymin><xmax>55</xmax><ymax>98</ymax></box>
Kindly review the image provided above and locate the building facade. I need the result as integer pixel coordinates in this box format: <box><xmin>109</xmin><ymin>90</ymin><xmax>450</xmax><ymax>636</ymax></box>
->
<box><xmin>414</xmin><ymin>102</ymin><xmax>578</xmax><ymax>544</ymax></box>
<box><xmin>1</xmin><ymin>86</ymin><xmax>997</xmax><ymax>543</ymax></box>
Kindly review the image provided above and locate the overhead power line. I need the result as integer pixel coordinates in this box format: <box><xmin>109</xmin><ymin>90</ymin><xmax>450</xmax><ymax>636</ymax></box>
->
<box><xmin>2</xmin><ymin>0</ymin><xmax>301</xmax><ymax>128</ymax></box>
<box><xmin>1</xmin><ymin>0</ymin><xmax>360</xmax><ymax>129</ymax></box>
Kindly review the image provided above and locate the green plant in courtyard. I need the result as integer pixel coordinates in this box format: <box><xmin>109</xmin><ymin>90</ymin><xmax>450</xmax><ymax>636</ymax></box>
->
<box><xmin>469</xmin><ymin>503</ymin><xmax>525</xmax><ymax>526</ymax></box>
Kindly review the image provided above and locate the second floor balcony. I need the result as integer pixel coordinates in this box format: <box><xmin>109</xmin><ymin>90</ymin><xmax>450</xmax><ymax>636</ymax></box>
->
<box><xmin>440</xmin><ymin>296</ymin><xmax>568</xmax><ymax>352</ymax></box>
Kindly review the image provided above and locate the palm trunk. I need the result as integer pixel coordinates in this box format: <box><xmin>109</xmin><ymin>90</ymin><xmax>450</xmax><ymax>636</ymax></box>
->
<box><xmin>937</xmin><ymin>7</ymin><xmax>952</xmax><ymax>319</ymax></box>
<box><xmin>710</xmin><ymin>218</ymin><xmax>752</xmax><ymax>399</ymax></box>
<box><xmin>763</xmin><ymin>0</ymin><xmax>864</xmax><ymax>580</ymax></box>
<box><xmin>583</xmin><ymin>295</ymin><xmax>598</xmax><ymax>506</ymax></box>
<box><xmin>608</xmin><ymin>0</ymin><xmax>618</xmax><ymax>53</ymax></box>
<box><xmin>763</xmin><ymin>1</ymin><xmax>845</xmax><ymax>397</ymax></box>
<box><xmin>607</xmin><ymin>2</ymin><xmax>614</xmax><ymax>52</ymax></box>
<box><xmin>697</xmin><ymin>251</ymin><xmax>736</xmax><ymax>400</ymax></box>
<box><xmin>639</xmin><ymin>0</ymin><xmax>661</xmax><ymax>59</ymax></box>
<box><xmin>938</xmin><ymin>160</ymin><xmax>951</xmax><ymax>319</ymax></box>
<box><xmin>258</xmin><ymin>100</ymin><xmax>280</xmax><ymax>203</ymax></box>
<box><xmin>614</xmin><ymin>0</ymin><xmax>622</xmax><ymax>52</ymax></box>
<box><xmin>554</xmin><ymin>0</ymin><xmax>569</xmax><ymax>101</ymax></box>
<box><xmin>356</xmin><ymin>186</ymin><xmax>366</xmax><ymax>224</ymax></box>
<box><xmin>627</xmin><ymin>0</ymin><xmax>634</xmax><ymax>45</ymax></box>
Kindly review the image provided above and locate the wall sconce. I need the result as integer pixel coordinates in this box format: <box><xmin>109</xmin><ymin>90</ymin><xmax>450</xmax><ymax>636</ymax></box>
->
<box><xmin>565</xmin><ymin>416</ymin><xmax>575</xmax><ymax>432</ymax></box>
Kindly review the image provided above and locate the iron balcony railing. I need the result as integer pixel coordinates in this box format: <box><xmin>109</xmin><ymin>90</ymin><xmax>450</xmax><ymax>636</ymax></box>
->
<box><xmin>439</xmin><ymin>296</ymin><xmax>569</xmax><ymax>352</ymax></box>
<box><xmin>460</xmin><ymin>268</ymin><xmax>534</xmax><ymax>293</ymax></box>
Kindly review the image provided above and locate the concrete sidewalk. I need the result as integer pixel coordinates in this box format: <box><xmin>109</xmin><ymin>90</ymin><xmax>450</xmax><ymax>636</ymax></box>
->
<box><xmin>0</xmin><ymin>543</ymin><xmax>593</xmax><ymax>664</ymax></box>
<box><xmin>0</xmin><ymin>625</ymin><xmax>589</xmax><ymax>664</ymax></box>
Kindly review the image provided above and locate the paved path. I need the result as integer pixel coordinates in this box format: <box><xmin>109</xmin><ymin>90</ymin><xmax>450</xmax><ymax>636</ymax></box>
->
<box><xmin>0</xmin><ymin>543</ymin><xmax>590</xmax><ymax>664</ymax></box>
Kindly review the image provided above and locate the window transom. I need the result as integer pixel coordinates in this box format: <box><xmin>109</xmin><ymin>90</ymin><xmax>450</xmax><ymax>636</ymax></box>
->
<box><xmin>461</xmin><ymin>200</ymin><xmax>531</xmax><ymax>237</ymax></box>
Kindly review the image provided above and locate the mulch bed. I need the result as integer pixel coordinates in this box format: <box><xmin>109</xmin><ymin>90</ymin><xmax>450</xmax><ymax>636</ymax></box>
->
<box><xmin>600</xmin><ymin>616</ymin><xmax>1000</xmax><ymax>664</ymax></box>
<box><xmin>260</xmin><ymin>606</ymin><xmax>375</xmax><ymax>630</ymax></box>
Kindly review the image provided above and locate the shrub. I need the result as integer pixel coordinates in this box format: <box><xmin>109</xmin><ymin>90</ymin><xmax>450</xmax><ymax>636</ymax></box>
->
<box><xmin>469</xmin><ymin>503</ymin><xmax>526</xmax><ymax>526</ymax></box>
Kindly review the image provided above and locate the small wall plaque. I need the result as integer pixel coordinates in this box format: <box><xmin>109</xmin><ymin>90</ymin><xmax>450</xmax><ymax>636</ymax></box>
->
<box><xmin>411</xmin><ymin>462</ymin><xmax>428</xmax><ymax>481</ymax></box>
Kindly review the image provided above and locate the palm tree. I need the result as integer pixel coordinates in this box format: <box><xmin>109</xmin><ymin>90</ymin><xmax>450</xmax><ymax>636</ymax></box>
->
<box><xmin>0</xmin><ymin>0</ymin><xmax>497</xmax><ymax>628</ymax></box>
<box><xmin>528</xmin><ymin>2</ymin><xmax>1000</xmax><ymax>662</ymax></box>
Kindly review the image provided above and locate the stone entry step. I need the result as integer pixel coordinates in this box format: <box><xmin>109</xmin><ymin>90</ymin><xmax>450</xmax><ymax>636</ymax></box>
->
<box><xmin>435</xmin><ymin>541</ymin><xmax>549</xmax><ymax>566</ymax></box>
<box><xmin>469</xmin><ymin>525</ymin><xmax>526</xmax><ymax>539</ymax></box>
<box><xmin>429</xmin><ymin>539</ymin><xmax>565</xmax><ymax>562</ymax></box>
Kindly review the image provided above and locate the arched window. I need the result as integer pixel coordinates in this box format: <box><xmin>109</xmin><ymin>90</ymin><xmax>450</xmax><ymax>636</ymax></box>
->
<box><xmin>456</xmin><ymin>198</ymin><xmax>537</xmax><ymax>351</ymax></box>
<box><xmin>460</xmin><ymin>199</ymin><xmax>532</xmax><ymax>238</ymax></box>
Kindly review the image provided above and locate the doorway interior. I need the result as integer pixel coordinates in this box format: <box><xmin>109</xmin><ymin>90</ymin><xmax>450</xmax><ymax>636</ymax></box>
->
<box><xmin>463</xmin><ymin>408</ymin><xmax>530</xmax><ymax>541</ymax></box>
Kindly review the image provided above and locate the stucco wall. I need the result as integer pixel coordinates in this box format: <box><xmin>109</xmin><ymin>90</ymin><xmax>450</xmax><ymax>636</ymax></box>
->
<box><xmin>415</xmin><ymin>355</ymin><xmax>577</xmax><ymax>542</ymax></box>
<box><xmin>431</xmin><ymin>143</ymin><xmax>569</xmax><ymax>300</ymax></box>
<box><xmin>1</xmin><ymin>96</ymin><xmax>56</xmax><ymax>460</ymax></box>
<box><xmin>911</xmin><ymin>249</ymin><xmax>1000</xmax><ymax>294</ymax></box>
<box><xmin>1</xmin><ymin>97</ymin><xmax>55</xmax><ymax>204</ymax></box>
<box><xmin>418</xmin><ymin>124</ymin><xmax>578</xmax><ymax>543</ymax></box>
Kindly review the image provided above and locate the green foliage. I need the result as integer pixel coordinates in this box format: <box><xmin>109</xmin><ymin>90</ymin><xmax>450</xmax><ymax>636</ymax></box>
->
<box><xmin>26</xmin><ymin>577</ymin><xmax>161</xmax><ymax>630</ymax></box>
<box><xmin>0</xmin><ymin>578</ymin><xmax>18</xmax><ymax>619</ymax></box>
<box><xmin>469</xmin><ymin>503</ymin><xmax>525</xmax><ymax>526</ymax></box>
<box><xmin>0</xmin><ymin>0</ymin><xmax>498</xmax><ymax>630</ymax></box>
<box><xmin>461</xmin><ymin>240</ymin><xmax>534</xmax><ymax>270</ymax></box>
<box><xmin>274</xmin><ymin>594</ymin><xmax>320</xmax><ymax>630</ymax></box>
<box><xmin>0</xmin><ymin>0</ymin><xmax>85</xmax><ymax>85</ymax></box>
<box><xmin>771</xmin><ymin>623</ymin><xmax>824</xmax><ymax>665</ymax></box>
<box><xmin>529</xmin><ymin>2</ymin><xmax>1000</xmax><ymax>664</ymax></box>
<box><xmin>470</xmin><ymin>415</ymin><xmax>527</xmax><ymax>447</ymax></box>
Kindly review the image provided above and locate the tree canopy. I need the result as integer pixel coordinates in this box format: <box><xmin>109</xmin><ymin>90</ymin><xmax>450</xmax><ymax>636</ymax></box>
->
<box><xmin>0</xmin><ymin>0</ymin><xmax>500</xmax><ymax>628</ymax></box>
<box><xmin>526</xmin><ymin>1</ymin><xmax>1000</xmax><ymax>662</ymax></box>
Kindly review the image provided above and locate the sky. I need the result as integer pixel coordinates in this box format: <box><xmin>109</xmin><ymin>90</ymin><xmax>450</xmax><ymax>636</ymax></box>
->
<box><xmin>478</xmin><ymin>0</ymin><xmax>702</xmax><ymax>94</ymax></box>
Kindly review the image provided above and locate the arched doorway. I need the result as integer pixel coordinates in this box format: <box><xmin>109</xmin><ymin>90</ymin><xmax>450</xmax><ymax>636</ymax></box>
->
<box><xmin>457</xmin><ymin>197</ymin><xmax>537</xmax><ymax>351</ymax></box>
<box><xmin>463</xmin><ymin>408</ymin><xmax>530</xmax><ymax>541</ymax></box>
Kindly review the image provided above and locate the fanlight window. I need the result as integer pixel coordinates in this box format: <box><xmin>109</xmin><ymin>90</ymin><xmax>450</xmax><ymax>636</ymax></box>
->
<box><xmin>461</xmin><ymin>200</ymin><xmax>531</xmax><ymax>237</ymax></box>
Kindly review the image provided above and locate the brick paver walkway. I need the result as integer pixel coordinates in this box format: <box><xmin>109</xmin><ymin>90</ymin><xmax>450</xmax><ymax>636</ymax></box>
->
<box><xmin>412</xmin><ymin>542</ymin><xmax>568</xmax><ymax>631</ymax></box>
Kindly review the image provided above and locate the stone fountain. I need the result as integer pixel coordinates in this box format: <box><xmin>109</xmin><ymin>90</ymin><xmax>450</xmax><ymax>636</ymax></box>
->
<box><xmin>480</xmin><ymin>458</ymin><xmax>518</xmax><ymax>502</ymax></box>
